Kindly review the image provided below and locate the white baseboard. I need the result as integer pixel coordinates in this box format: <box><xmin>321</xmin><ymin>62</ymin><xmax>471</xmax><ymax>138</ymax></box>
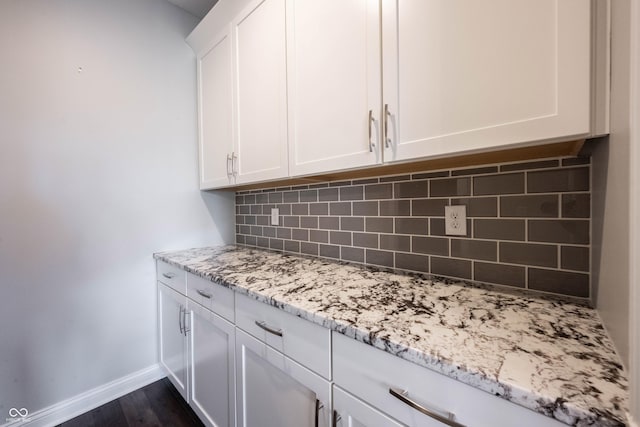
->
<box><xmin>3</xmin><ymin>364</ymin><xmax>164</xmax><ymax>427</ymax></box>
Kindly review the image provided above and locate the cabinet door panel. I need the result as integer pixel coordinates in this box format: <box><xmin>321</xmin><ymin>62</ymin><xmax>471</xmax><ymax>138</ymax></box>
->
<box><xmin>234</xmin><ymin>0</ymin><xmax>288</xmax><ymax>183</ymax></box>
<box><xmin>235</xmin><ymin>329</ymin><xmax>331</xmax><ymax>427</ymax></box>
<box><xmin>198</xmin><ymin>28</ymin><xmax>234</xmax><ymax>189</ymax></box>
<box><xmin>158</xmin><ymin>284</ymin><xmax>188</xmax><ymax>401</ymax></box>
<box><xmin>334</xmin><ymin>386</ymin><xmax>404</xmax><ymax>427</ymax></box>
<box><xmin>188</xmin><ymin>301</ymin><xmax>235</xmax><ymax>427</ymax></box>
<box><xmin>382</xmin><ymin>0</ymin><xmax>590</xmax><ymax>162</ymax></box>
<box><xmin>287</xmin><ymin>0</ymin><xmax>381</xmax><ymax>176</ymax></box>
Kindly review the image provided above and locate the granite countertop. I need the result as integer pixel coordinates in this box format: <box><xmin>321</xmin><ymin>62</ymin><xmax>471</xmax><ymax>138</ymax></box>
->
<box><xmin>154</xmin><ymin>245</ymin><xmax>629</xmax><ymax>427</ymax></box>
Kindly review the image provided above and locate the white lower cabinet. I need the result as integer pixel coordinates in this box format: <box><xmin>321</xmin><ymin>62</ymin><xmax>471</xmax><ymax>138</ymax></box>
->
<box><xmin>158</xmin><ymin>283</ymin><xmax>189</xmax><ymax>401</ymax></box>
<box><xmin>235</xmin><ymin>329</ymin><xmax>332</xmax><ymax>427</ymax></box>
<box><xmin>187</xmin><ymin>300</ymin><xmax>235</xmax><ymax>427</ymax></box>
<box><xmin>333</xmin><ymin>386</ymin><xmax>403</xmax><ymax>427</ymax></box>
<box><xmin>158</xmin><ymin>263</ymin><xmax>236</xmax><ymax>427</ymax></box>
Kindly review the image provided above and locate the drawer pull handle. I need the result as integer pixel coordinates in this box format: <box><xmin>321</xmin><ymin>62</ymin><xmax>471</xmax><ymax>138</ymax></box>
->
<box><xmin>389</xmin><ymin>387</ymin><xmax>465</xmax><ymax>427</ymax></box>
<box><xmin>255</xmin><ymin>320</ymin><xmax>283</xmax><ymax>337</ymax></box>
<box><xmin>162</xmin><ymin>272</ymin><xmax>175</xmax><ymax>279</ymax></box>
<box><xmin>196</xmin><ymin>289</ymin><xmax>212</xmax><ymax>299</ymax></box>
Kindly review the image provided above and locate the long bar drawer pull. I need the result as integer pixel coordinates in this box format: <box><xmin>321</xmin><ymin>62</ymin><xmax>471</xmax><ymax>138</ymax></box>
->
<box><xmin>196</xmin><ymin>289</ymin><xmax>212</xmax><ymax>299</ymax></box>
<box><xmin>389</xmin><ymin>387</ymin><xmax>465</xmax><ymax>427</ymax></box>
<box><xmin>162</xmin><ymin>272</ymin><xmax>175</xmax><ymax>279</ymax></box>
<box><xmin>255</xmin><ymin>320</ymin><xmax>283</xmax><ymax>337</ymax></box>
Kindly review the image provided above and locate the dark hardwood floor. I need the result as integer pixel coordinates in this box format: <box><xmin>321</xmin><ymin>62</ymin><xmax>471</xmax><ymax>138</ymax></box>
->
<box><xmin>57</xmin><ymin>378</ymin><xmax>204</xmax><ymax>427</ymax></box>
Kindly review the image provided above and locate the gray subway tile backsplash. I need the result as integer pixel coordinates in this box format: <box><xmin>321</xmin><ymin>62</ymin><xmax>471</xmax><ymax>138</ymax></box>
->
<box><xmin>380</xmin><ymin>200</ymin><xmax>411</xmax><ymax>216</ymax></box>
<box><xmin>341</xmin><ymin>217</ymin><xmax>365</xmax><ymax>232</ymax></box>
<box><xmin>394</xmin><ymin>180</ymin><xmax>429</xmax><ymax>199</ymax></box>
<box><xmin>473</xmin><ymin>173</ymin><xmax>524</xmax><ymax>195</ymax></box>
<box><xmin>395</xmin><ymin>253</ymin><xmax>430</xmax><ymax>273</ymax></box>
<box><xmin>451</xmin><ymin>239</ymin><xmax>497</xmax><ymax>262</ymax></box>
<box><xmin>412</xmin><ymin>199</ymin><xmax>448</xmax><ymax>216</ymax></box>
<box><xmin>365</xmin><ymin>183</ymin><xmax>393</xmax><ymax>200</ymax></box>
<box><xmin>528</xmin><ymin>220</ymin><xmax>590</xmax><ymax>244</ymax></box>
<box><xmin>500</xmin><ymin>194</ymin><xmax>559</xmax><ymax>218</ymax></box>
<box><xmin>236</xmin><ymin>155</ymin><xmax>592</xmax><ymax>298</ymax></box>
<box><xmin>499</xmin><ymin>242</ymin><xmax>557</xmax><ymax>268</ymax></box>
<box><xmin>380</xmin><ymin>234</ymin><xmax>411</xmax><ymax>252</ymax></box>
<box><xmin>528</xmin><ymin>268</ymin><xmax>589</xmax><ymax>298</ymax></box>
<box><xmin>561</xmin><ymin>246</ymin><xmax>590</xmax><ymax>272</ymax></box>
<box><xmin>474</xmin><ymin>219</ymin><xmax>525</xmax><ymax>241</ymax></box>
<box><xmin>366</xmin><ymin>249</ymin><xmax>394</xmax><ymax>268</ymax></box>
<box><xmin>366</xmin><ymin>217</ymin><xmax>393</xmax><ymax>233</ymax></box>
<box><xmin>395</xmin><ymin>218</ymin><xmax>428</xmax><ymax>235</ymax></box>
<box><xmin>431</xmin><ymin>257</ymin><xmax>472</xmax><ymax>280</ymax></box>
<box><xmin>474</xmin><ymin>262</ymin><xmax>526</xmax><ymax>288</ymax></box>
<box><xmin>430</xmin><ymin>177</ymin><xmax>471</xmax><ymax>197</ymax></box>
<box><xmin>353</xmin><ymin>201</ymin><xmax>378</xmax><ymax>216</ymax></box>
<box><xmin>450</xmin><ymin>197</ymin><xmax>497</xmax><ymax>217</ymax></box>
<box><xmin>527</xmin><ymin>167</ymin><xmax>589</xmax><ymax>193</ymax></box>
<box><xmin>562</xmin><ymin>194</ymin><xmax>590</xmax><ymax>218</ymax></box>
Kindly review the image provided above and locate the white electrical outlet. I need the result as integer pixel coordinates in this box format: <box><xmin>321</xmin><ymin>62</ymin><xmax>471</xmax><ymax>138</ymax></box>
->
<box><xmin>271</xmin><ymin>208</ymin><xmax>279</xmax><ymax>225</ymax></box>
<box><xmin>445</xmin><ymin>205</ymin><xmax>467</xmax><ymax>236</ymax></box>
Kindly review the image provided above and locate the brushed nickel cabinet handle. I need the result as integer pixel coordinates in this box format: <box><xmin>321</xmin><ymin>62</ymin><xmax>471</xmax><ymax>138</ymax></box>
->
<box><xmin>196</xmin><ymin>289</ymin><xmax>212</xmax><ymax>299</ymax></box>
<box><xmin>254</xmin><ymin>320</ymin><xmax>283</xmax><ymax>337</ymax></box>
<box><xmin>162</xmin><ymin>272</ymin><xmax>175</xmax><ymax>279</ymax></box>
<box><xmin>178</xmin><ymin>305</ymin><xmax>184</xmax><ymax>334</ymax></box>
<box><xmin>332</xmin><ymin>410</ymin><xmax>341</xmax><ymax>427</ymax></box>
<box><xmin>182</xmin><ymin>306</ymin><xmax>190</xmax><ymax>335</ymax></box>
<box><xmin>226</xmin><ymin>153</ymin><xmax>232</xmax><ymax>177</ymax></box>
<box><xmin>389</xmin><ymin>388</ymin><xmax>465</xmax><ymax>427</ymax></box>
<box><xmin>368</xmin><ymin>110</ymin><xmax>376</xmax><ymax>152</ymax></box>
<box><xmin>384</xmin><ymin>103</ymin><xmax>391</xmax><ymax>148</ymax></box>
<box><xmin>232</xmin><ymin>152</ymin><xmax>238</xmax><ymax>177</ymax></box>
<box><xmin>314</xmin><ymin>399</ymin><xmax>320</xmax><ymax>427</ymax></box>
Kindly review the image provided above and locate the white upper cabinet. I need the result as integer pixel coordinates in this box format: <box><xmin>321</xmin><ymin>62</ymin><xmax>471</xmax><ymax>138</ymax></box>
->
<box><xmin>286</xmin><ymin>0</ymin><xmax>382</xmax><ymax>177</ymax></box>
<box><xmin>189</xmin><ymin>0</ymin><xmax>287</xmax><ymax>189</ymax></box>
<box><xmin>382</xmin><ymin>0</ymin><xmax>593</xmax><ymax>163</ymax></box>
<box><xmin>233</xmin><ymin>0</ymin><xmax>288</xmax><ymax>184</ymax></box>
<box><xmin>189</xmin><ymin>0</ymin><xmax>608</xmax><ymax>188</ymax></box>
<box><xmin>198</xmin><ymin>27</ymin><xmax>234</xmax><ymax>189</ymax></box>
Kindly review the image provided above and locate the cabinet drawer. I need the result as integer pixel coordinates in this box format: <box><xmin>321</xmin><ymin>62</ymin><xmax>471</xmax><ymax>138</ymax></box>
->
<box><xmin>333</xmin><ymin>332</ymin><xmax>564</xmax><ymax>427</ymax></box>
<box><xmin>157</xmin><ymin>261</ymin><xmax>186</xmax><ymax>295</ymax></box>
<box><xmin>186</xmin><ymin>273</ymin><xmax>235</xmax><ymax>323</ymax></box>
<box><xmin>235</xmin><ymin>293</ymin><xmax>331</xmax><ymax>379</ymax></box>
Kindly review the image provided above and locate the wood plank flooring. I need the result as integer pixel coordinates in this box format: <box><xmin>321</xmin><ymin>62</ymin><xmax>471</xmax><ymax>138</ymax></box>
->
<box><xmin>57</xmin><ymin>378</ymin><xmax>204</xmax><ymax>427</ymax></box>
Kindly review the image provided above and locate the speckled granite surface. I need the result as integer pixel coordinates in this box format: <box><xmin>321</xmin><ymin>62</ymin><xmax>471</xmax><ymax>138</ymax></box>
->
<box><xmin>154</xmin><ymin>246</ymin><xmax>629</xmax><ymax>426</ymax></box>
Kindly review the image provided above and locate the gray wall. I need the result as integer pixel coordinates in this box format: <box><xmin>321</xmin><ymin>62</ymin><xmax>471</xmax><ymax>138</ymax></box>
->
<box><xmin>592</xmin><ymin>0</ymin><xmax>632</xmax><ymax>369</ymax></box>
<box><xmin>236</xmin><ymin>157</ymin><xmax>592</xmax><ymax>299</ymax></box>
<box><xmin>0</xmin><ymin>0</ymin><xmax>233</xmax><ymax>416</ymax></box>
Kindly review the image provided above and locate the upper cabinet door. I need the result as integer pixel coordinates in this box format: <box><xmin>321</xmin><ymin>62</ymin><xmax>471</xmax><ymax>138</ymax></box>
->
<box><xmin>198</xmin><ymin>27</ymin><xmax>235</xmax><ymax>189</ymax></box>
<box><xmin>382</xmin><ymin>0</ymin><xmax>591</xmax><ymax>163</ymax></box>
<box><xmin>233</xmin><ymin>0</ymin><xmax>288</xmax><ymax>184</ymax></box>
<box><xmin>287</xmin><ymin>0</ymin><xmax>382</xmax><ymax>177</ymax></box>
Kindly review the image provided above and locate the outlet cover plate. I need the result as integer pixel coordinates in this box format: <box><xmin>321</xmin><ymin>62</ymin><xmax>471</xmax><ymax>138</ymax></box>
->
<box><xmin>445</xmin><ymin>205</ymin><xmax>467</xmax><ymax>236</ymax></box>
<box><xmin>271</xmin><ymin>208</ymin><xmax>279</xmax><ymax>226</ymax></box>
